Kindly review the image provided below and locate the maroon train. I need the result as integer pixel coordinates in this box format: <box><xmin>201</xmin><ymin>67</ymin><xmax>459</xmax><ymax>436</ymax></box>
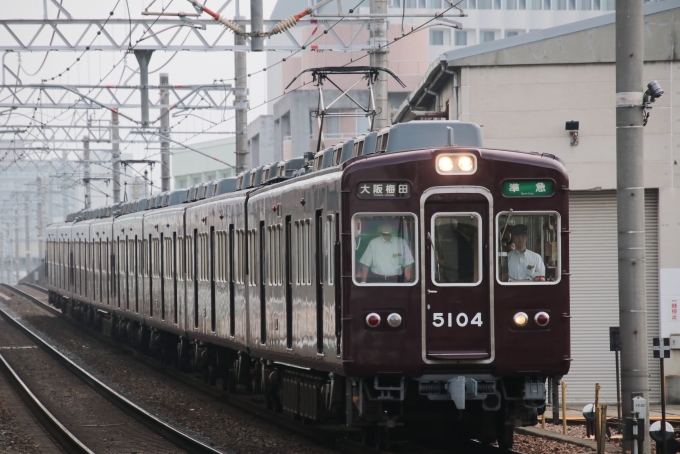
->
<box><xmin>45</xmin><ymin>121</ymin><xmax>569</xmax><ymax>450</ymax></box>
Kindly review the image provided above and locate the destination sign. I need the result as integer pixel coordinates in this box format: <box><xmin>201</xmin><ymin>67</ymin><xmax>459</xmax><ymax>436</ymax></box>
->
<box><xmin>502</xmin><ymin>180</ymin><xmax>554</xmax><ymax>197</ymax></box>
<box><xmin>357</xmin><ymin>181</ymin><xmax>411</xmax><ymax>199</ymax></box>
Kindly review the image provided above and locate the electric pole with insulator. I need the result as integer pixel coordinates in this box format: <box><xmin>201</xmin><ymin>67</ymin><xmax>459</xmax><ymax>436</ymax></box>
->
<box><xmin>616</xmin><ymin>0</ymin><xmax>650</xmax><ymax>451</ymax></box>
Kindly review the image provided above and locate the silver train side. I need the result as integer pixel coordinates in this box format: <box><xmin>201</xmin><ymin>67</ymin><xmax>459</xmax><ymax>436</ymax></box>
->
<box><xmin>44</xmin><ymin>121</ymin><xmax>569</xmax><ymax>449</ymax></box>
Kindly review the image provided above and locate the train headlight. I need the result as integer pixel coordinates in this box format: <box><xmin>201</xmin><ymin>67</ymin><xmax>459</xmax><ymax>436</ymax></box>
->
<box><xmin>436</xmin><ymin>154</ymin><xmax>477</xmax><ymax>175</ymax></box>
<box><xmin>366</xmin><ymin>313</ymin><xmax>381</xmax><ymax>328</ymax></box>
<box><xmin>458</xmin><ymin>156</ymin><xmax>474</xmax><ymax>172</ymax></box>
<box><xmin>513</xmin><ymin>312</ymin><xmax>528</xmax><ymax>327</ymax></box>
<box><xmin>437</xmin><ymin>156</ymin><xmax>455</xmax><ymax>172</ymax></box>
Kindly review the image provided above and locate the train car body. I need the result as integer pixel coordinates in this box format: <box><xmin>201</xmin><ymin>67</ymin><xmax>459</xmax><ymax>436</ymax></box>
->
<box><xmin>45</xmin><ymin>121</ymin><xmax>569</xmax><ymax>450</ymax></box>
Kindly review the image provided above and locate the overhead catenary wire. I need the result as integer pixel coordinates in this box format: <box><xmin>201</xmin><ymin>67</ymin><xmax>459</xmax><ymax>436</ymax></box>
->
<box><xmin>2</xmin><ymin>0</ymin><xmax>461</xmax><ymax>209</ymax></box>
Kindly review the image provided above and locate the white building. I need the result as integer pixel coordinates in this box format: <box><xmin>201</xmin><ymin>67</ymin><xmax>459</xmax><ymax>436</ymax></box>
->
<box><xmin>171</xmin><ymin>137</ymin><xmax>236</xmax><ymax>190</ymax></box>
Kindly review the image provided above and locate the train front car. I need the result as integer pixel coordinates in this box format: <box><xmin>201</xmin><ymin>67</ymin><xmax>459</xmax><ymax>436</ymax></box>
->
<box><xmin>341</xmin><ymin>145</ymin><xmax>569</xmax><ymax>449</ymax></box>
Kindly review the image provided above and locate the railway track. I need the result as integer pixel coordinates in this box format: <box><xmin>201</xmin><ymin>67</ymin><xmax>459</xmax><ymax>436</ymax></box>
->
<box><xmin>0</xmin><ymin>348</ymin><xmax>92</xmax><ymax>453</ymax></box>
<box><xmin>7</xmin><ymin>284</ymin><xmax>525</xmax><ymax>454</ymax></box>
<box><xmin>0</xmin><ymin>285</ymin><xmax>224</xmax><ymax>454</ymax></box>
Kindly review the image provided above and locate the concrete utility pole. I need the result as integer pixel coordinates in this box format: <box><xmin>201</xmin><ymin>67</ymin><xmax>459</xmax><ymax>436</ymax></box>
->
<box><xmin>61</xmin><ymin>150</ymin><xmax>70</xmax><ymax>220</ymax></box>
<box><xmin>134</xmin><ymin>50</ymin><xmax>154</xmax><ymax>128</ymax></box>
<box><xmin>250</xmin><ymin>0</ymin><xmax>264</xmax><ymax>52</ymax></box>
<box><xmin>616</xmin><ymin>0</ymin><xmax>650</xmax><ymax>451</ymax></box>
<box><xmin>234</xmin><ymin>32</ymin><xmax>248</xmax><ymax>173</ymax></box>
<box><xmin>24</xmin><ymin>198</ymin><xmax>30</xmax><ymax>278</ymax></box>
<box><xmin>0</xmin><ymin>232</ymin><xmax>3</xmax><ymax>284</ymax></box>
<box><xmin>160</xmin><ymin>73</ymin><xmax>171</xmax><ymax>192</ymax></box>
<box><xmin>83</xmin><ymin>134</ymin><xmax>91</xmax><ymax>209</ymax></box>
<box><xmin>37</xmin><ymin>177</ymin><xmax>44</xmax><ymax>264</ymax></box>
<box><xmin>370</xmin><ymin>0</ymin><xmax>389</xmax><ymax>130</ymax></box>
<box><xmin>112</xmin><ymin>111</ymin><xmax>121</xmax><ymax>203</ymax></box>
<box><xmin>14</xmin><ymin>209</ymin><xmax>19</xmax><ymax>284</ymax></box>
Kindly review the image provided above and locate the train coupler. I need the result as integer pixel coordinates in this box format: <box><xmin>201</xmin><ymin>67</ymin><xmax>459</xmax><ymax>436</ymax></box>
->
<box><xmin>417</xmin><ymin>375</ymin><xmax>498</xmax><ymax>410</ymax></box>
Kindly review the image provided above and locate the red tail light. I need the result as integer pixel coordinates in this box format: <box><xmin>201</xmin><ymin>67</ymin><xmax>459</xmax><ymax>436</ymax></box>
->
<box><xmin>366</xmin><ymin>313</ymin><xmax>381</xmax><ymax>328</ymax></box>
<box><xmin>535</xmin><ymin>312</ymin><xmax>550</xmax><ymax>327</ymax></box>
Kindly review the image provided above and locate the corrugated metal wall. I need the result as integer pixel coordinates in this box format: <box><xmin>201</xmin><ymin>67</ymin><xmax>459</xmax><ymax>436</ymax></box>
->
<box><xmin>566</xmin><ymin>190</ymin><xmax>659</xmax><ymax>404</ymax></box>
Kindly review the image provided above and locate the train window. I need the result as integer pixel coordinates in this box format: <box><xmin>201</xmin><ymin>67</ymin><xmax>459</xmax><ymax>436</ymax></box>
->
<box><xmin>327</xmin><ymin>215</ymin><xmax>335</xmax><ymax>286</ymax></box>
<box><xmin>352</xmin><ymin>213</ymin><xmax>418</xmax><ymax>286</ymax></box>
<box><xmin>165</xmin><ymin>237</ymin><xmax>172</xmax><ymax>279</ymax></box>
<box><xmin>431</xmin><ymin>213</ymin><xmax>482</xmax><ymax>286</ymax></box>
<box><xmin>187</xmin><ymin>235</ymin><xmax>193</xmax><ymax>280</ymax></box>
<box><xmin>305</xmin><ymin>219</ymin><xmax>312</xmax><ymax>285</ymax></box>
<box><xmin>268</xmin><ymin>226</ymin><xmax>275</xmax><ymax>285</ymax></box>
<box><xmin>496</xmin><ymin>212</ymin><xmax>561</xmax><ymax>285</ymax></box>
<box><xmin>295</xmin><ymin>221</ymin><xmax>301</xmax><ymax>285</ymax></box>
<box><xmin>276</xmin><ymin>224</ymin><xmax>282</xmax><ymax>285</ymax></box>
<box><xmin>177</xmin><ymin>236</ymin><xmax>184</xmax><ymax>280</ymax></box>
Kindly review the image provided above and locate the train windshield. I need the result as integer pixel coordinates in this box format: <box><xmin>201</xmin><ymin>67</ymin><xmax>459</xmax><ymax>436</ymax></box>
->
<box><xmin>352</xmin><ymin>213</ymin><xmax>418</xmax><ymax>286</ymax></box>
<box><xmin>431</xmin><ymin>213</ymin><xmax>482</xmax><ymax>286</ymax></box>
<box><xmin>497</xmin><ymin>212</ymin><xmax>560</xmax><ymax>284</ymax></box>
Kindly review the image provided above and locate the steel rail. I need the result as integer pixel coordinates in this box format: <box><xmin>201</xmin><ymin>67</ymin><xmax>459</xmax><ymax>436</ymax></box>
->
<box><xmin>0</xmin><ymin>352</ymin><xmax>94</xmax><ymax>454</ymax></box>
<box><xmin>18</xmin><ymin>282</ymin><xmax>48</xmax><ymax>294</ymax></box>
<box><xmin>0</xmin><ymin>285</ymin><xmax>224</xmax><ymax>454</ymax></box>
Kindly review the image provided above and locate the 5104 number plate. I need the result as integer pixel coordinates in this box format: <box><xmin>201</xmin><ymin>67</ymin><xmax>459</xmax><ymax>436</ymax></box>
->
<box><xmin>432</xmin><ymin>312</ymin><xmax>483</xmax><ymax>328</ymax></box>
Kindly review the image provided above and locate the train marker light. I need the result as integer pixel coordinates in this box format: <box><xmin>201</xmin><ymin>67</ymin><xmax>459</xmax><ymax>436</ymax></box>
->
<box><xmin>513</xmin><ymin>312</ymin><xmax>528</xmax><ymax>327</ymax></box>
<box><xmin>387</xmin><ymin>313</ymin><xmax>402</xmax><ymax>328</ymax></box>
<box><xmin>366</xmin><ymin>313</ymin><xmax>381</xmax><ymax>328</ymax></box>
<box><xmin>535</xmin><ymin>312</ymin><xmax>550</xmax><ymax>327</ymax></box>
<box><xmin>458</xmin><ymin>156</ymin><xmax>474</xmax><ymax>172</ymax></box>
<box><xmin>438</xmin><ymin>156</ymin><xmax>454</xmax><ymax>172</ymax></box>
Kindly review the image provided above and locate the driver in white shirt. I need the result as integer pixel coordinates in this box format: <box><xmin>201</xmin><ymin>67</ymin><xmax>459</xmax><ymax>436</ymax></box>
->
<box><xmin>507</xmin><ymin>224</ymin><xmax>545</xmax><ymax>282</ymax></box>
<box><xmin>360</xmin><ymin>223</ymin><xmax>414</xmax><ymax>283</ymax></box>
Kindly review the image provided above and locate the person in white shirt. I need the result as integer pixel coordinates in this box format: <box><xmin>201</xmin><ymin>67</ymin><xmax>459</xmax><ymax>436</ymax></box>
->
<box><xmin>507</xmin><ymin>224</ymin><xmax>545</xmax><ymax>282</ymax></box>
<box><xmin>359</xmin><ymin>223</ymin><xmax>415</xmax><ymax>283</ymax></box>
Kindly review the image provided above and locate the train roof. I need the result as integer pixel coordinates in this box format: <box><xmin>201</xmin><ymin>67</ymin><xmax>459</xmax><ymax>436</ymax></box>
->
<box><xmin>61</xmin><ymin>121</ymin><xmax>564</xmax><ymax>222</ymax></box>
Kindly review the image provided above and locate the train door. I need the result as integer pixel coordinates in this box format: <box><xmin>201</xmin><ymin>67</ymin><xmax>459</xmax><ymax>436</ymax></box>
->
<box><xmin>422</xmin><ymin>189</ymin><xmax>493</xmax><ymax>362</ymax></box>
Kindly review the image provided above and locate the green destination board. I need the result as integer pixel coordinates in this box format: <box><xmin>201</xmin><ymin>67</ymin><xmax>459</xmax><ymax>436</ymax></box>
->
<box><xmin>502</xmin><ymin>180</ymin><xmax>554</xmax><ymax>197</ymax></box>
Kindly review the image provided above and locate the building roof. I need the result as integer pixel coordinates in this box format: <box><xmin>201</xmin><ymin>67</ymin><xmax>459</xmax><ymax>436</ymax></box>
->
<box><xmin>394</xmin><ymin>0</ymin><xmax>680</xmax><ymax>123</ymax></box>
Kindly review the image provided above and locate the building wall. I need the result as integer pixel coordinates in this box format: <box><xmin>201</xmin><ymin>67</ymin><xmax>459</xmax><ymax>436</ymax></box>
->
<box><xmin>171</xmin><ymin>137</ymin><xmax>236</xmax><ymax>189</ymax></box>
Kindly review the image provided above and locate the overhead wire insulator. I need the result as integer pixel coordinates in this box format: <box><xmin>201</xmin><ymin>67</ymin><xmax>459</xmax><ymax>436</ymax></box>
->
<box><xmin>267</xmin><ymin>14</ymin><xmax>304</xmax><ymax>36</ymax></box>
<box><xmin>267</xmin><ymin>0</ymin><xmax>334</xmax><ymax>36</ymax></box>
<box><xmin>186</xmin><ymin>0</ymin><xmax>246</xmax><ymax>35</ymax></box>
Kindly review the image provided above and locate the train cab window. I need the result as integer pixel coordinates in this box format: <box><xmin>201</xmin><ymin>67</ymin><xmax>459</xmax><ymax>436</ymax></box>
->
<box><xmin>496</xmin><ymin>212</ymin><xmax>561</xmax><ymax>284</ymax></box>
<box><xmin>352</xmin><ymin>213</ymin><xmax>417</xmax><ymax>286</ymax></box>
<box><xmin>431</xmin><ymin>213</ymin><xmax>482</xmax><ymax>286</ymax></box>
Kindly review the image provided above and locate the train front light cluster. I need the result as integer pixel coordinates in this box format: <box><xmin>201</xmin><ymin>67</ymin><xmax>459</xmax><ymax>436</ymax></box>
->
<box><xmin>512</xmin><ymin>311</ymin><xmax>550</xmax><ymax>327</ymax></box>
<box><xmin>436</xmin><ymin>154</ymin><xmax>477</xmax><ymax>175</ymax></box>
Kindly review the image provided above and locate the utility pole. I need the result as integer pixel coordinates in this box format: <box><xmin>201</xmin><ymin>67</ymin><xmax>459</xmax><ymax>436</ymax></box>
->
<box><xmin>112</xmin><ymin>111</ymin><xmax>121</xmax><ymax>203</ymax></box>
<box><xmin>61</xmin><ymin>150</ymin><xmax>70</xmax><ymax>220</ymax></box>
<box><xmin>160</xmin><ymin>73</ymin><xmax>171</xmax><ymax>192</ymax></box>
<box><xmin>0</xmin><ymin>231</ymin><xmax>3</xmax><ymax>284</ymax></box>
<box><xmin>14</xmin><ymin>209</ymin><xmax>19</xmax><ymax>284</ymax></box>
<box><xmin>250</xmin><ymin>0</ymin><xmax>264</xmax><ymax>52</ymax></box>
<box><xmin>24</xmin><ymin>198</ymin><xmax>30</xmax><ymax>279</ymax></box>
<box><xmin>234</xmin><ymin>33</ymin><xmax>248</xmax><ymax>173</ymax></box>
<box><xmin>83</xmin><ymin>133</ymin><xmax>91</xmax><ymax>209</ymax></box>
<box><xmin>35</xmin><ymin>177</ymin><xmax>45</xmax><ymax>265</ymax></box>
<box><xmin>36</xmin><ymin>177</ymin><xmax>45</xmax><ymax>265</ymax></box>
<box><xmin>616</xmin><ymin>0</ymin><xmax>649</xmax><ymax>451</ymax></box>
<box><xmin>370</xmin><ymin>0</ymin><xmax>389</xmax><ymax>130</ymax></box>
<box><xmin>134</xmin><ymin>50</ymin><xmax>154</xmax><ymax>128</ymax></box>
